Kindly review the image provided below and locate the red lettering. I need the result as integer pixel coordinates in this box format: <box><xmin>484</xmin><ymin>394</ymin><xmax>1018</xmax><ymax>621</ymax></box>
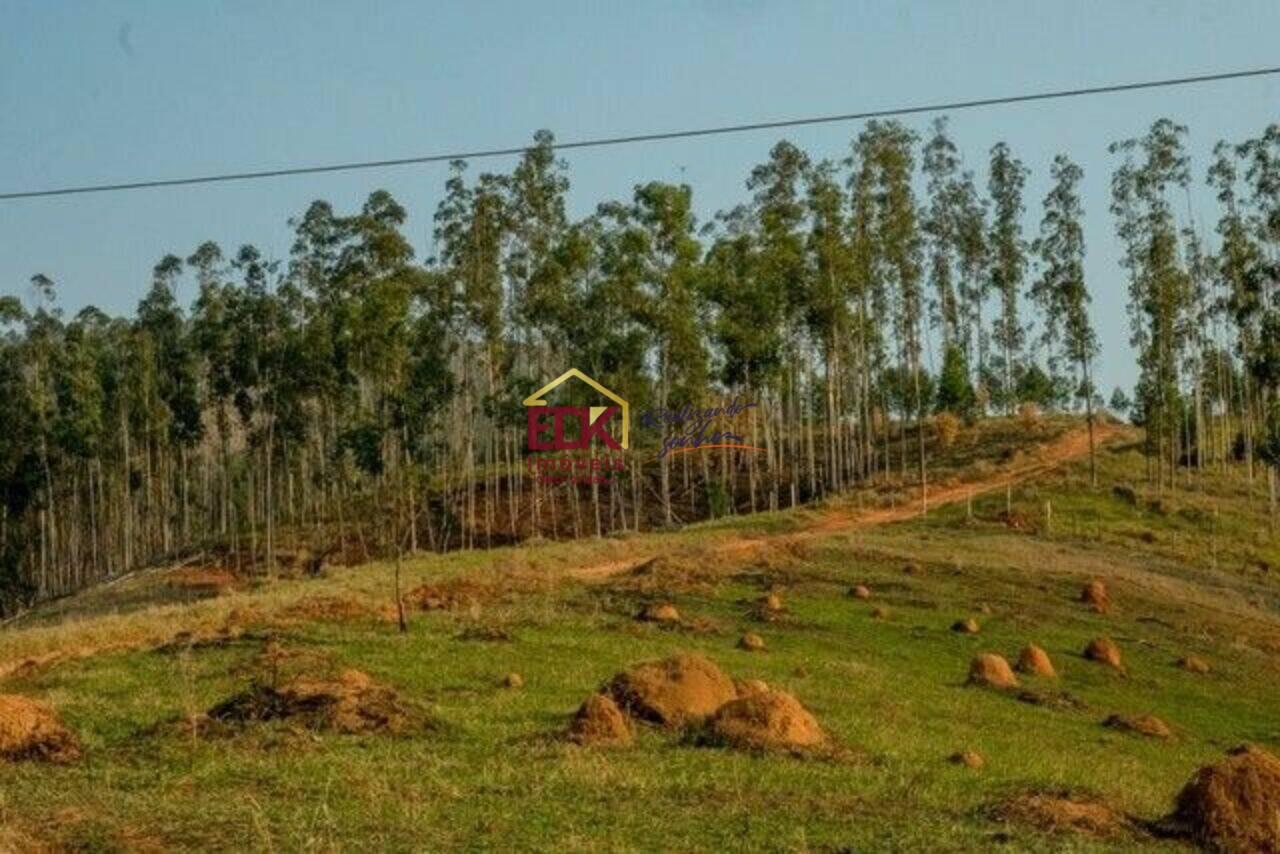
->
<box><xmin>582</xmin><ymin>406</ymin><xmax>622</xmax><ymax>449</ymax></box>
<box><xmin>527</xmin><ymin>408</ymin><xmax>555</xmax><ymax>451</ymax></box>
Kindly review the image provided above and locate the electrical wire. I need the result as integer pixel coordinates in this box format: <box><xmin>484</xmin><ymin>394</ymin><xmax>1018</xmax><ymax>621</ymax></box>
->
<box><xmin>3</xmin><ymin>65</ymin><xmax>1277</xmax><ymax>201</ymax></box>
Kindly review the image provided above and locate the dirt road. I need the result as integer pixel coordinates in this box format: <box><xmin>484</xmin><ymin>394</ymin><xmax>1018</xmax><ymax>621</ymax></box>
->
<box><xmin>569</xmin><ymin>420</ymin><xmax>1126</xmax><ymax>581</ymax></box>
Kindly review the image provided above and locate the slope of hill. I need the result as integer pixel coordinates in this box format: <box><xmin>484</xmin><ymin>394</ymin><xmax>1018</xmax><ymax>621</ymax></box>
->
<box><xmin>0</xmin><ymin>417</ymin><xmax>1277</xmax><ymax>852</ymax></box>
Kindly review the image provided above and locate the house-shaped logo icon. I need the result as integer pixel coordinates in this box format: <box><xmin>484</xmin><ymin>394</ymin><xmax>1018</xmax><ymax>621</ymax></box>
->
<box><xmin>523</xmin><ymin>368</ymin><xmax>629</xmax><ymax>451</ymax></box>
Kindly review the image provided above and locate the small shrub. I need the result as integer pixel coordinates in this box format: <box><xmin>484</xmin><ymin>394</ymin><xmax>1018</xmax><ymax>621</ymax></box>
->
<box><xmin>1018</xmin><ymin>402</ymin><xmax>1042</xmax><ymax>431</ymax></box>
<box><xmin>935</xmin><ymin>412</ymin><xmax>962</xmax><ymax>449</ymax></box>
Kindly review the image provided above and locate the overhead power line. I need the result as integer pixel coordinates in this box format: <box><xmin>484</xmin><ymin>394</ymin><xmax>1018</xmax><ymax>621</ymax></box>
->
<box><xmin>3</xmin><ymin>65</ymin><xmax>1278</xmax><ymax>202</ymax></box>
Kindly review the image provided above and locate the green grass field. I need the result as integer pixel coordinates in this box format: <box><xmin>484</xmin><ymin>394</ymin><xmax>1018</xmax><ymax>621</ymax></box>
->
<box><xmin>1</xmin><ymin>424</ymin><xmax>1278</xmax><ymax>852</ymax></box>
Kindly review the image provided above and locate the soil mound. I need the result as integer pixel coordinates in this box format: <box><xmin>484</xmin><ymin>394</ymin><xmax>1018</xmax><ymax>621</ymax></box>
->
<box><xmin>0</xmin><ymin>695</ymin><xmax>81</xmax><ymax>763</ymax></box>
<box><xmin>568</xmin><ymin>694</ymin><xmax>632</xmax><ymax>747</ymax></box>
<box><xmin>951</xmin><ymin>618</ymin><xmax>980</xmax><ymax>634</ymax></box>
<box><xmin>1168</xmin><ymin>744</ymin><xmax>1280</xmax><ymax>853</ymax></box>
<box><xmin>734</xmin><ymin>679</ymin><xmax>770</xmax><ymax>697</ymax></box>
<box><xmin>1178</xmin><ymin>655</ymin><xmax>1211</xmax><ymax>674</ymax></box>
<box><xmin>637</xmin><ymin>602</ymin><xmax>681</xmax><ymax>624</ymax></box>
<box><xmin>753</xmin><ymin>592</ymin><xmax>786</xmax><ymax>621</ymax></box>
<box><xmin>501</xmin><ymin>673</ymin><xmax>524</xmax><ymax>689</ymax></box>
<box><xmin>1081</xmin><ymin>579</ymin><xmax>1110</xmax><ymax>612</ymax></box>
<box><xmin>206</xmin><ymin>669</ymin><xmax>415</xmax><ymax>734</ymax></box>
<box><xmin>849</xmin><ymin>585</ymin><xmax>872</xmax><ymax>600</ymax></box>
<box><xmin>1104</xmin><ymin>713</ymin><xmax>1172</xmax><ymax>740</ymax></box>
<box><xmin>1084</xmin><ymin>637</ymin><xmax>1124</xmax><ymax>671</ymax></box>
<box><xmin>994</xmin><ymin>791</ymin><xmax>1134</xmax><ymax>839</ymax></box>
<box><xmin>738</xmin><ymin>632</ymin><xmax>766</xmax><ymax>652</ymax></box>
<box><xmin>1017</xmin><ymin>644</ymin><xmax>1057</xmax><ymax>678</ymax></box>
<box><xmin>950</xmin><ymin>749</ymin><xmax>985</xmax><ymax>769</ymax></box>
<box><xmin>605</xmin><ymin>653</ymin><xmax>737</xmax><ymax>728</ymax></box>
<box><xmin>707</xmin><ymin>689</ymin><xmax>824</xmax><ymax>752</ymax></box>
<box><xmin>968</xmin><ymin>653</ymin><xmax>1019</xmax><ymax>689</ymax></box>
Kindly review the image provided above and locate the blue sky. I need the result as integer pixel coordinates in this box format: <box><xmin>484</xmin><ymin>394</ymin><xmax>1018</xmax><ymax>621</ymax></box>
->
<box><xmin>2</xmin><ymin>1</ymin><xmax>1278</xmax><ymax>395</ymax></box>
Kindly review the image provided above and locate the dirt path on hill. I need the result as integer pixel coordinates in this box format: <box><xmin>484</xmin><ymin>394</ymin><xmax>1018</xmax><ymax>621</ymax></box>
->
<box><xmin>568</xmin><ymin>420</ymin><xmax>1127</xmax><ymax>582</ymax></box>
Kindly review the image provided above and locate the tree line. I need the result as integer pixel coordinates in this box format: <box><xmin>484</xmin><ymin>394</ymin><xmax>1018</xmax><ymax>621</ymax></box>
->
<box><xmin>2</xmin><ymin>118</ymin><xmax>1277</xmax><ymax>612</ymax></box>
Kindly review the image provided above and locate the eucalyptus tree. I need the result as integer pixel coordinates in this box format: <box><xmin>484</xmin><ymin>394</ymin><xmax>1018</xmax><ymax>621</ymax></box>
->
<box><xmin>804</xmin><ymin>160</ymin><xmax>853</xmax><ymax>490</ymax></box>
<box><xmin>1110</xmin><ymin>119</ymin><xmax>1193</xmax><ymax>488</ymax></box>
<box><xmin>21</xmin><ymin>276</ymin><xmax>62</xmax><ymax>590</ymax></box>
<box><xmin>629</xmin><ymin>181</ymin><xmax>708</xmax><ymax>523</ymax></box>
<box><xmin>55</xmin><ymin>307</ymin><xmax>109</xmax><ymax>581</ymax></box>
<box><xmin>507</xmin><ymin>130</ymin><xmax>570</xmax><ymax>372</ymax></box>
<box><xmin>0</xmin><ymin>295</ymin><xmax>36</xmax><ymax>606</ymax></box>
<box><xmin>846</xmin><ymin>132</ymin><xmax>889</xmax><ymax>478</ymax></box>
<box><xmin>189</xmin><ymin>241</ymin><xmax>237</xmax><ymax>533</ymax></box>
<box><xmin>746</xmin><ymin>141</ymin><xmax>812</xmax><ymax>509</ymax></box>
<box><xmin>1237</xmin><ymin>124</ymin><xmax>1280</xmax><ymax>514</ymax></box>
<box><xmin>1208</xmin><ymin>141</ymin><xmax>1263</xmax><ymax>480</ymax></box>
<box><xmin>952</xmin><ymin>172</ymin><xmax>989</xmax><ymax>403</ymax></box>
<box><xmin>704</xmin><ymin>206</ymin><xmax>778</xmax><ymax>512</ymax></box>
<box><xmin>570</xmin><ymin>203</ymin><xmax>655</xmax><ymax>530</ymax></box>
<box><xmin>226</xmin><ymin>244</ymin><xmax>286</xmax><ymax>566</ymax></box>
<box><xmin>433</xmin><ymin>163</ymin><xmax>509</xmax><ymax>543</ymax></box>
<box><xmin>924</xmin><ymin>119</ymin><xmax>986</xmax><ymax>421</ymax></box>
<box><xmin>344</xmin><ymin>191</ymin><xmax>419</xmax><ymax>552</ymax></box>
<box><xmin>1181</xmin><ymin>226</ymin><xmax>1216</xmax><ymax>473</ymax></box>
<box><xmin>922</xmin><ymin>118</ymin><xmax>962</xmax><ymax>347</ymax></box>
<box><xmin>1032</xmin><ymin>154</ymin><xmax>1099</xmax><ymax>484</ymax></box>
<box><xmin>859</xmin><ymin>121</ymin><xmax>926</xmax><ymax>501</ymax></box>
<box><xmin>988</xmin><ymin>142</ymin><xmax>1029</xmax><ymax>413</ymax></box>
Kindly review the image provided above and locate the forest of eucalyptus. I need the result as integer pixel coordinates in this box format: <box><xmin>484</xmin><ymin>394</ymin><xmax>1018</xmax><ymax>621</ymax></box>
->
<box><xmin>1</xmin><ymin>118</ymin><xmax>1278</xmax><ymax>612</ymax></box>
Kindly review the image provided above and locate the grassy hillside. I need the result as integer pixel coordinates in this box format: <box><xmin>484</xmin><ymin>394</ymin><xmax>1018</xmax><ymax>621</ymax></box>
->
<box><xmin>0</xmin><ymin>418</ymin><xmax>1278</xmax><ymax>852</ymax></box>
